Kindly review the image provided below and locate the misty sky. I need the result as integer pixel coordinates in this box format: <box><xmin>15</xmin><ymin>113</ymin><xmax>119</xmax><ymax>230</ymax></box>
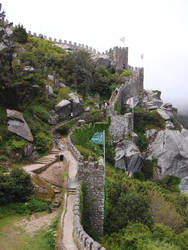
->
<box><xmin>1</xmin><ymin>0</ymin><xmax>188</xmax><ymax>112</ymax></box>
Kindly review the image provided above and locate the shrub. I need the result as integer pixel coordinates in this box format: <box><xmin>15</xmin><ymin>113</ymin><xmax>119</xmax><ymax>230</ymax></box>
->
<box><xmin>134</xmin><ymin>107</ymin><xmax>165</xmax><ymax>133</ymax></box>
<box><xmin>57</xmin><ymin>87</ymin><xmax>71</xmax><ymax>102</ymax></box>
<box><xmin>35</xmin><ymin>132</ymin><xmax>52</xmax><ymax>153</ymax></box>
<box><xmin>114</xmin><ymin>101</ymin><xmax>121</xmax><ymax>115</ymax></box>
<box><xmin>151</xmin><ymin>223</ymin><xmax>176</xmax><ymax>243</ymax></box>
<box><xmin>176</xmin><ymin>229</ymin><xmax>188</xmax><ymax>250</ymax></box>
<box><xmin>120</xmin><ymin>70</ymin><xmax>131</xmax><ymax>77</ymax></box>
<box><xmin>147</xmin><ymin>190</ymin><xmax>182</xmax><ymax>232</ymax></box>
<box><xmin>137</xmin><ymin>131</ymin><xmax>148</xmax><ymax>151</ymax></box>
<box><xmin>0</xmin><ymin>154</ymin><xmax>8</xmax><ymax>162</ymax></box>
<box><xmin>31</xmin><ymin>105</ymin><xmax>49</xmax><ymax>122</ymax></box>
<box><xmin>75</xmin><ymin>145</ymin><xmax>97</xmax><ymax>160</ymax></box>
<box><xmin>56</xmin><ymin>124</ymin><xmax>70</xmax><ymax>136</ymax></box>
<box><xmin>142</xmin><ymin>158</ymin><xmax>158</xmax><ymax>180</ymax></box>
<box><xmin>8</xmin><ymin>139</ymin><xmax>27</xmax><ymax>152</ymax></box>
<box><xmin>170</xmin><ymin>117</ymin><xmax>182</xmax><ymax>131</ymax></box>
<box><xmin>0</xmin><ymin>198</ymin><xmax>48</xmax><ymax>217</ymax></box>
<box><xmin>82</xmin><ymin>110</ymin><xmax>104</xmax><ymax>124</ymax></box>
<box><xmin>0</xmin><ymin>136</ymin><xmax>2</xmax><ymax>144</ymax></box>
<box><xmin>105</xmin><ymin>190</ymin><xmax>153</xmax><ymax>234</ymax></box>
<box><xmin>10</xmin><ymin>167</ymin><xmax>34</xmax><ymax>202</ymax></box>
<box><xmin>157</xmin><ymin>175</ymin><xmax>181</xmax><ymax>192</ymax></box>
<box><xmin>0</xmin><ymin>167</ymin><xmax>34</xmax><ymax>204</ymax></box>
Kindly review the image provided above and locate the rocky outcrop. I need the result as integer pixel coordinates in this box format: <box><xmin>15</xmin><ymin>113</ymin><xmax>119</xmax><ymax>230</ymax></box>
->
<box><xmin>109</xmin><ymin>113</ymin><xmax>132</xmax><ymax>140</ymax></box>
<box><xmin>115</xmin><ymin>140</ymin><xmax>143</xmax><ymax>176</ymax></box>
<box><xmin>157</xmin><ymin>103</ymin><xmax>178</xmax><ymax>120</ymax></box>
<box><xmin>8</xmin><ymin>143</ymin><xmax>38</xmax><ymax>162</ymax></box>
<box><xmin>7</xmin><ymin>109</ymin><xmax>33</xmax><ymax>142</ymax></box>
<box><xmin>143</xmin><ymin>90</ymin><xmax>163</xmax><ymax>110</ymax></box>
<box><xmin>146</xmin><ymin>129</ymin><xmax>188</xmax><ymax>193</ymax></box>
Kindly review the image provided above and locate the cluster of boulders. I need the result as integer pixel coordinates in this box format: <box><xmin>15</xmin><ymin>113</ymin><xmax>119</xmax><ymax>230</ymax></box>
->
<box><xmin>110</xmin><ymin>85</ymin><xmax>188</xmax><ymax>193</ymax></box>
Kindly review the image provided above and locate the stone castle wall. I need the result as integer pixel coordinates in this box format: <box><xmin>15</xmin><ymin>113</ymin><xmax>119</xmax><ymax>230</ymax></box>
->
<box><xmin>74</xmin><ymin>184</ymin><xmax>105</xmax><ymax>250</ymax></box>
<box><xmin>117</xmin><ymin>66</ymin><xmax>144</xmax><ymax>105</ymax></box>
<box><xmin>78</xmin><ymin>157</ymin><xmax>105</xmax><ymax>237</ymax></box>
<box><xmin>67</xmin><ymin>134</ymin><xmax>105</xmax><ymax>245</ymax></box>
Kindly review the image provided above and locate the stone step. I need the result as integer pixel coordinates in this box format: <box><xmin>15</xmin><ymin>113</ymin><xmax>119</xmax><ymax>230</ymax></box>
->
<box><xmin>68</xmin><ymin>188</ymin><xmax>76</xmax><ymax>194</ymax></box>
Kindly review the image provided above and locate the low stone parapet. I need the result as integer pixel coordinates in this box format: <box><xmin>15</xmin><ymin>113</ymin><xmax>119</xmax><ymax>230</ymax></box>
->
<box><xmin>67</xmin><ymin>134</ymin><xmax>83</xmax><ymax>160</ymax></box>
<box><xmin>73</xmin><ymin>184</ymin><xmax>105</xmax><ymax>250</ymax></box>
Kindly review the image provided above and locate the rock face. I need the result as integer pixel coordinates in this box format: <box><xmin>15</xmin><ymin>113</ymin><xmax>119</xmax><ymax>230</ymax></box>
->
<box><xmin>143</xmin><ymin>90</ymin><xmax>163</xmax><ymax>110</ymax></box>
<box><xmin>147</xmin><ymin>129</ymin><xmax>188</xmax><ymax>193</ymax></box>
<box><xmin>157</xmin><ymin>103</ymin><xmax>178</xmax><ymax>120</ymax></box>
<box><xmin>115</xmin><ymin>140</ymin><xmax>143</xmax><ymax>176</ymax></box>
<box><xmin>7</xmin><ymin>109</ymin><xmax>33</xmax><ymax>142</ymax></box>
<box><xmin>109</xmin><ymin>113</ymin><xmax>132</xmax><ymax>140</ymax></box>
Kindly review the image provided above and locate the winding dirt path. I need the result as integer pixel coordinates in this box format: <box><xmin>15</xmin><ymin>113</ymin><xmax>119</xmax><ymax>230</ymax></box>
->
<box><xmin>62</xmin><ymin>150</ymin><xmax>78</xmax><ymax>250</ymax></box>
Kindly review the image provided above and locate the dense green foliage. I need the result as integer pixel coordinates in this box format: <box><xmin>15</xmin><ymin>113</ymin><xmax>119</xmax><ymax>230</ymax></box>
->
<box><xmin>134</xmin><ymin>107</ymin><xmax>165</xmax><ymax>151</ymax></box>
<box><xmin>0</xmin><ymin>167</ymin><xmax>34</xmax><ymax>204</ymax></box>
<box><xmin>134</xmin><ymin>107</ymin><xmax>165</xmax><ymax>133</ymax></box>
<box><xmin>101</xmin><ymin>164</ymin><xmax>188</xmax><ymax>249</ymax></box>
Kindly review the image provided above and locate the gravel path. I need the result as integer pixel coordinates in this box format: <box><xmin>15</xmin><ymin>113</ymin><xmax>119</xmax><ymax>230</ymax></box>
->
<box><xmin>16</xmin><ymin>210</ymin><xmax>58</xmax><ymax>236</ymax></box>
<box><xmin>62</xmin><ymin>150</ymin><xmax>78</xmax><ymax>250</ymax></box>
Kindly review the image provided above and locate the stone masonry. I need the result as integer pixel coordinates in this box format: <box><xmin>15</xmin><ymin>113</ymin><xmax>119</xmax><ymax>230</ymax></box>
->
<box><xmin>74</xmin><ymin>184</ymin><xmax>105</xmax><ymax>250</ymax></box>
<box><xmin>78</xmin><ymin>157</ymin><xmax>105</xmax><ymax>238</ymax></box>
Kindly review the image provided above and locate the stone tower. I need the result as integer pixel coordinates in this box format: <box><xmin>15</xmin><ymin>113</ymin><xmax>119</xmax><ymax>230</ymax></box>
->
<box><xmin>78</xmin><ymin>156</ymin><xmax>105</xmax><ymax>237</ymax></box>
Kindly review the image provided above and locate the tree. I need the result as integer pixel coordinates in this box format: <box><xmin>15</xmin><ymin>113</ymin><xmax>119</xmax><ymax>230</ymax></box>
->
<box><xmin>0</xmin><ymin>3</ymin><xmax>15</xmax><ymax>90</ymax></box>
<box><xmin>0</xmin><ymin>167</ymin><xmax>34</xmax><ymax>204</ymax></box>
<box><xmin>12</xmin><ymin>24</ymin><xmax>28</xmax><ymax>44</ymax></box>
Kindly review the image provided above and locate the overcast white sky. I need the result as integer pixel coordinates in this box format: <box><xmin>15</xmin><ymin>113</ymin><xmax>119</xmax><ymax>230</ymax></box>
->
<box><xmin>1</xmin><ymin>0</ymin><xmax>188</xmax><ymax>112</ymax></box>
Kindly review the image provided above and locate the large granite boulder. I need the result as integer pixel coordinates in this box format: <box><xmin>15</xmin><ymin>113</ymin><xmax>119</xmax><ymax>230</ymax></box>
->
<box><xmin>68</xmin><ymin>93</ymin><xmax>83</xmax><ymax>116</ymax></box>
<box><xmin>115</xmin><ymin>140</ymin><xmax>143</xmax><ymax>176</ymax></box>
<box><xmin>146</xmin><ymin>129</ymin><xmax>188</xmax><ymax>193</ymax></box>
<box><xmin>55</xmin><ymin>100</ymin><xmax>72</xmax><ymax>120</ymax></box>
<box><xmin>7</xmin><ymin>109</ymin><xmax>33</xmax><ymax>142</ymax></box>
<box><xmin>157</xmin><ymin>103</ymin><xmax>178</xmax><ymax>120</ymax></box>
<box><xmin>69</xmin><ymin>93</ymin><xmax>80</xmax><ymax>103</ymax></box>
<box><xmin>143</xmin><ymin>90</ymin><xmax>163</xmax><ymax>110</ymax></box>
<box><xmin>109</xmin><ymin>113</ymin><xmax>132</xmax><ymax>140</ymax></box>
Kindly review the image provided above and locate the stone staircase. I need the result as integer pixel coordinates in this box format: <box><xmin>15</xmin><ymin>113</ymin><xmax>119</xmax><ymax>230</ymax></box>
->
<box><xmin>67</xmin><ymin>177</ymin><xmax>77</xmax><ymax>195</ymax></box>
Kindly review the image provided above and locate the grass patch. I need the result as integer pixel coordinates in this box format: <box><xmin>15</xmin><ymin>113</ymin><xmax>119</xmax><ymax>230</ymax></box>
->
<box><xmin>0</xmin><ymin>198</ymin><xmax>48</xmax><ymax>218</ymax></box>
